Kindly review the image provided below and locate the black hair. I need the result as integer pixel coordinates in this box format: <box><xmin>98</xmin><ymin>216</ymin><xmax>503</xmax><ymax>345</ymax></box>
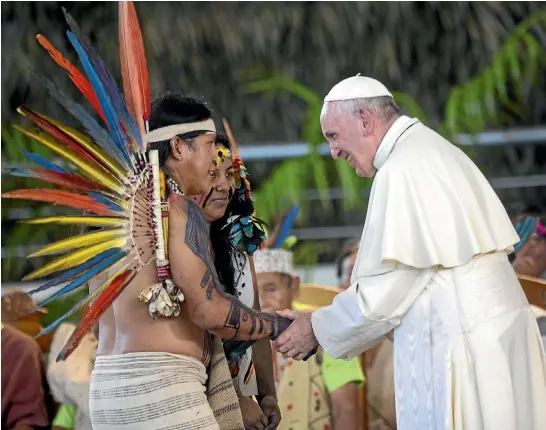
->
<box><xmin>148</xmin><ymin>92</ymin><xmax>213</xmax><ymax>168</ymax></box>
<box><xmin>209</xmin><ymin>132</ymin><xmax>256</xmax><ymax>296</ymax></box>
<box><xmin>521</xmin><ymin>205</ymin><xmax>542</xmax><ymax>216</ymax></box>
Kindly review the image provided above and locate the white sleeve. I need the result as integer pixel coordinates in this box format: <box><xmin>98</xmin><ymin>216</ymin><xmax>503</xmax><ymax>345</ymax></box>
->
<box><xmin>311</xmin><ymin>264</ymin><xmax>435</xmax><ymax>360</ymax></box>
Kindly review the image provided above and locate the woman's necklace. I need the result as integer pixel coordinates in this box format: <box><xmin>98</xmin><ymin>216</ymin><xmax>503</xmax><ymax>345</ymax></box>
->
<box><xmin>167</xmin><ymin>177</ymin><xmax>184</xmax><ymax>196</ymax></box>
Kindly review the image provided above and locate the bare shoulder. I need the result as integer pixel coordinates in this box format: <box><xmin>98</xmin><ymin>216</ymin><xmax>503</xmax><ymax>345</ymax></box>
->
<box><xmin>169</xmin><ymin>195</ymin><xmax>189</xmax><ymax>217</ymax></box>
<box><xmin>168</xmin><ymin>196</ymin><xmax>191</xmax><ymax>235</ymax></box>
<box><xmin>168</xmin><ymin>198</ymin><xmax>210</xmax><ymax>249</ymax></box>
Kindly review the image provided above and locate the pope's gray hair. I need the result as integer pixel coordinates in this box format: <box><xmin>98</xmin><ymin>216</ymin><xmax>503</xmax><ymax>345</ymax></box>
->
<box><xmin>321</xmin><ymin>96</ymin><xmax>400</xmax><ymax>122</ymax></box>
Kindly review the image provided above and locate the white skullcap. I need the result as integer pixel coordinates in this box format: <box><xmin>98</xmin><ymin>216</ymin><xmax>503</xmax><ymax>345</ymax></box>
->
<box><xmin>324</xmin><ymin>74</ymin><xmax>393</xmax><ymax>102</ymax></box>
<box><xmin>253</xmin><ymin>249</ymin><xmax>293</xmax><ymax>275</ymax></box>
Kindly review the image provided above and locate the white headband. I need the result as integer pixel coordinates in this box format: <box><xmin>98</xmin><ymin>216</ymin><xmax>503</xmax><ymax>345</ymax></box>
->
<box><xmin>146</xmin><ymin>119</ymin><xmax>216</xmax><ymax>144</ymax></box>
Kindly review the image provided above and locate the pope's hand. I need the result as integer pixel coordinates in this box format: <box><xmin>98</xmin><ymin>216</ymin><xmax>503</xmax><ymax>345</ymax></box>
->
<box><xmin>274</xmin><ymin>310</ymin><xmax>319</xmax><ymax>360</ymax></box>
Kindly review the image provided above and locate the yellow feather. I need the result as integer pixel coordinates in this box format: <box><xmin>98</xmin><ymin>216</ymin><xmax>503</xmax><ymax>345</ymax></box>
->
<box><xmin>162</xmin><ymin>216</ymin><xmax>169</xmax><ymax>258</ymax></box>
<box><xmin>23</xmin><ymin>217</ymin><xmax>127</xmax><ymax>227</ymax></box>
<box><xmin>22</xmin><ymin>238</ymin><xmax>127</xmax><ymax>281</ymax></box>
<box><xmin>29</xmin><ymin>228</ymin><xmax>127</xmax><ymax>257</ymax></box>
<box><xmin>14</xmin><ymin>125</ymin><xmax>126</xmax><ymax>195</ymax></box>
<box><xmin>160</xmin><ymin>170</ymin><xmax>166</xmax><ymax>197</ymax></box>
<box><xmin>42</xmin><ymin>115</ymin><xmax>128</xmax><ymax>183</ymax></box>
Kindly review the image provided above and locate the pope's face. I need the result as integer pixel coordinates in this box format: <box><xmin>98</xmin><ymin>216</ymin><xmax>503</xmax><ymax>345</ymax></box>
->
<box><xmin>321</xmin><ymin>108</ymin><xmax>378</xmax><ymax>177</ymax></box>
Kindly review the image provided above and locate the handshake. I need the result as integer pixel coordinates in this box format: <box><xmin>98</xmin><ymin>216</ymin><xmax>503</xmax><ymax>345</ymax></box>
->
<box><xmin>273</xmin><ymin>310</ymin><xmax>319</xmax><ymax>361</ymax></box>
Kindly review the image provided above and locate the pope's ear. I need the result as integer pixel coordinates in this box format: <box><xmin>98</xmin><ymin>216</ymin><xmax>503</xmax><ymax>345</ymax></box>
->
<box><xmin>357</xmin><ymin>107</ymin><xmax>373</xmax><ymax>134</ymax></box>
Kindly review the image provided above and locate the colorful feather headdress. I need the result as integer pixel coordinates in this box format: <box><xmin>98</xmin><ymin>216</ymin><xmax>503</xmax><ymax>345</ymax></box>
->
<box><xmin>221</xmin><ymin>120</ymin><xmax>267</xmax><ymax>255</ymax></box>
<box><xmin>2</xmin><ymin>2</ymin><xmax>176</xmax><ymax>361</ymax></box>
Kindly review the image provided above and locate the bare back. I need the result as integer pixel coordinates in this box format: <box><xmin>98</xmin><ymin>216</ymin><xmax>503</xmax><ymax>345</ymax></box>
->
<box><xmin>91</xmin><ymin>264</ymin><xmax>207</xmax><ymax>362</ymax></box>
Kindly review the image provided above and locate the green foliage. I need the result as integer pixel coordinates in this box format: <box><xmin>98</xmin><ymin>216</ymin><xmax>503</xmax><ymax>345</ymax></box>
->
<box><xmin>291</xmin><ymin>241</ymin><xmax>326</xmax><ymax>267</ymax></box>
<box><xmin>442</xmin><ymin>11</ymin><xmax>546</xmax><ymax>139</ymax></box>
<box><xmin>241</xmin><ymin>71</ymin><xmax>371</xmax><ymax>221</ymax></box>
<box><xmin>2</xmin><ymin>126</ymin><xmax>77</xmax><ymax>281</ymax></box>
<box><xmin>40</xmin><ymin>287</ymin><xmax>88</xmax><ymax>327</ymax></box>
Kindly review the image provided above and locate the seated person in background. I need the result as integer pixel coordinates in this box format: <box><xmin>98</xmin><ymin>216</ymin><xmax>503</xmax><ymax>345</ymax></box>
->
<box><xmin>510</xmin><ymin>211</ymin><xmax>546</xmax><ymax>353</ymax></box>
<box><xmin>255</xmin><ymin>243</ymin><xmax>364</xmax><ymax>430</ymax></box>
<box><xmin>1</xmin><ymin>323</ymin><xmax>51</xmax><ymax>430</ymax></box>
<box><xmin>1</xmin><ymin>290</ymin><xmax>50</xmax><ymax>352</ymax></box>
<box><xmin>511</xmin><ymin>212</ymin><xmax>546</xmax><ymax>280</ymax></box>
<box><xmin>336</xmin><ymin>239</ymin><xmax>360</xmax><ymax>291</ymax></box>
<box><xmin>47</xmin><ymin>303</ymin><xmax>98</xmax><ymax>430</ymax></box>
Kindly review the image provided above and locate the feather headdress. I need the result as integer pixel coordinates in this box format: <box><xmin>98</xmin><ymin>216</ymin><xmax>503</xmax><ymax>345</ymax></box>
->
<box><xmin>220</xmin><ymin>119</ymin><xmax>267</xmax><ymax>255</ymax></box>
<box><xmin>2</xmin><ymin>1</ymin><xmax>171</xmax><ymax>361</ymax></box>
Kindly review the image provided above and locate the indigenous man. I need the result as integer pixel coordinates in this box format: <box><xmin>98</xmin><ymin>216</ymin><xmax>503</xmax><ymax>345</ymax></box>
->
<box><xmin>88</xmin><ymin>93</ymin><xmax>290</xmax><ymax>430</ymax></box>
<box><xmin>254</xmin><ymin>245</ymin><xmax>364</xmax><ymax>430</ymax></box>
<box><xmin>275</xmin><ymin>75</ymin><xmax>546</xmax><ymax>429</ymax></box>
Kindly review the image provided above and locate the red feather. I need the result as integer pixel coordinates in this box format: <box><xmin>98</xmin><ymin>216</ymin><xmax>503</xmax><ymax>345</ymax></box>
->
<box><xmin>36</xmin><ymin>35</ymin><xmax>106</xmax><ymax>123</ymax></box>
<box><xmin>119</xmin><ymin>1</ymin><xmax>150</xmax><ymax>145</ymax></box>
<box><xmin>58</xmin><ymin>270</ymin><xmax>135</xmax><ymax>361</ymax></box>
<box><xmin>31</xmin><ymin>168</ymin><xmax>107</xmax><ymax>193</ymax></box>
<box><xmin>2</xmin><ymin>189</ymin><xmax>118</xmax><ymax>216</ymax></box>
<box><xmin>18</xmin><ymin>106</ymin><xmax>98</xmax><ymax>164</ymax></box>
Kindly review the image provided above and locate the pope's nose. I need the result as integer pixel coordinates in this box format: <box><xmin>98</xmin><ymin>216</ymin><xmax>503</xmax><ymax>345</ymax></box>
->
<box><xmin>330</xmin><ymin>147</ymin><xmax>341</xmax><ymax>160</ymax></box>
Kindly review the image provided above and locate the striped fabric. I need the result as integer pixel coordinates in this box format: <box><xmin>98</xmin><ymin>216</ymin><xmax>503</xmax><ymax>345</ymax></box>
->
<box><xmin>206</xmin><ymin>336</ymin><xmax>245</xmax><ymax>430</ymax></box>
<box><xmin>89</xmin><ymin>350</ymin><xmax>243</xmax><ymax>430</ymax></box>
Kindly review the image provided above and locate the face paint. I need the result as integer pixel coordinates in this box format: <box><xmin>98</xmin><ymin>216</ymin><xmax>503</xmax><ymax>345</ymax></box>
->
<box><xmin>201</xmin><ymin>187</ymin><xmax>214</xmax><ymax>208</ymax></box>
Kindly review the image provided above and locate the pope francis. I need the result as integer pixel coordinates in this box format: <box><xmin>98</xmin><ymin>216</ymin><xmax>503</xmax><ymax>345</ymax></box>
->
<box><xmin>275</xmin><ymin>75</ymin><xmax>546</xmax><ymax>430</ymax></box>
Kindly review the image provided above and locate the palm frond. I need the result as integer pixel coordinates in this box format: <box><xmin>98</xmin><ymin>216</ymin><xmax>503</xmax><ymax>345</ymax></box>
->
<box><xmin>443</xmin><ymin>10</ymin><xmax>546</xmax><ymax>138</ymax></box>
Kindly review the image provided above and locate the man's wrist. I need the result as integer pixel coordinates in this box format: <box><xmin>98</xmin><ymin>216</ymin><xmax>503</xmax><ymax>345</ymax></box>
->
<box><xmin>271</xmin><ymin>315</ymin><xmax>291</xmax><ymax>341</ymax></box>
<box><xmin>257</xmin><ymin>393</ymin><xmax>277</xmax><ymax>403</ymax></box>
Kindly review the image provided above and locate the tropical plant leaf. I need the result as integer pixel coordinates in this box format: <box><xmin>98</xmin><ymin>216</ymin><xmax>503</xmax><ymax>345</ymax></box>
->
<box><xmin>391</xmin><ymin>92</ymin><xmax>428</xmax><ymax>123</ymax></box>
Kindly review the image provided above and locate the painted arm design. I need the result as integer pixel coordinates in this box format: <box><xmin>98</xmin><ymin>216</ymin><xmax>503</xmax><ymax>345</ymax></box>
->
<box><xmin>169</xmin><ymin>198</ymin><xmax>291</xmax><ymax>341</ymax></box>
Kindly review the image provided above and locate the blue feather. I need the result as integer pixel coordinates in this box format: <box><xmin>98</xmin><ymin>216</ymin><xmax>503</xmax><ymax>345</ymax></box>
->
<box><xmin>38</xmin><ymin>75</ymin><xmax>132</xmax><ymax>169</ymax></box>
<box><xmin>35</xmin><ymin>293</ymin><xmax>90</xmax><ymax>338</ymax></box>
<box><xmin>243</xmin><ymin>224</ymin><xmax>254</xmax><ymax>238</ymax></box>
<box><xmin>29</xmin><ymin>248</ymin><xmax>121</xmax><ymax>295</ymax></box>
<box><xmin>63</xmin><ymin>12</ymin><xmax>143</xmax><ymax>150</ymax></box>
<box><xmin>33</xmin><ymin>249</ymin><xmax>127</xmax><ymax>310</ymax></box>
<box><xmin>88</xmin><ymin>192</ymin><xmax>124</xmax><ymax>212</ymax></box>
<box><xmin>514</xmin><ymin>216</ymin><xmax>538</xmax><ymax>254</ymax></box>
<box><xmin>231</xmin><ymin>230</ymin><xmax>244</xmax><ymax>245</ymax></box>
<box><xmin>272</xmin><ymin>203</ymin><xmax>300</xmax><ymax>249</ymax></box>
<box><xmin>80</xmin><ymin>42</ymin><xmax>142</xmax><ymax>150</ymax></box>
<box><xmin>230</xmin><ymin>223</ymin><xmax>242</xmax><ymax>234</ymax></box>
<box><xmin>24</xmin><ymin>151</ymin><xmax>67</xmax><ymax>173</ymax></box>
<box><xmin>6</xmin><ymin>168</ymin><xmax>42</xmax><ymax>180</ymax></box>
<box><xmin>247</xmin><ymin>243</ymin><xmax>258</xmax><ymax>254</ymax></box>
<box><xmin>66</xmin><ymin>31</ymin><xmax>131</xmax><ymax>162</ymax></box>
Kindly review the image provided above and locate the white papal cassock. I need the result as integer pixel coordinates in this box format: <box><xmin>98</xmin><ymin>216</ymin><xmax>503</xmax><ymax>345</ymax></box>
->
<box><xmin>312</xmin><ymin>115</ymin><xmax>546</xmax><ymax>430</ymax></box>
